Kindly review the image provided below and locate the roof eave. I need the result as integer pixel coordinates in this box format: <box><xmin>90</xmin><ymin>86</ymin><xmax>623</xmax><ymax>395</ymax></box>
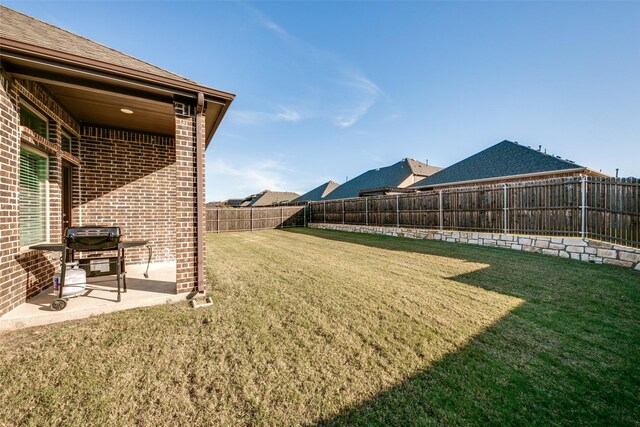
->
<box><xmin>0</xmin><ymin>38</ymin><xmax>235</xmax><ymax>145</ymax></box>
<box><xmin>411</xmin><ymin>167</ymin><xmax>608</xmax><ymax>190</ymax></box>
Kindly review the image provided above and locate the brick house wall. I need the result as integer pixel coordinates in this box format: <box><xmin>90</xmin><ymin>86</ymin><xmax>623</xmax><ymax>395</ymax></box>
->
<box><xmin>0</xmin><ymin>72</ymin><xmax>69</xmax><ymax>315</ymax></box>
<box><xmin>77</xmin><ymin>127</ymin><xmax>176</xmax><ymax>264</ymax></box>
<box><xmin>173</xmin><ymin>101</ymin><xmax>205</xmax><ymax>294</ymax></box>
<box><xmin>0</xmin><ymin>71</ymin><xmax>206</xmax><ymax>316</ymax></box>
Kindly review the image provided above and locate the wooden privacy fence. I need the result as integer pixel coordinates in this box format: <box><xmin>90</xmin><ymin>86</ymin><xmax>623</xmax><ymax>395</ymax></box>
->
<box><xmin>206</xmin><ymin>206</ymin><xmax>306</xmax><ymax>233</ymax></box>
<box><xmin>309</xmin><ymin>177</ymin><xmax>640</xmax><ymax>249</ymax></box>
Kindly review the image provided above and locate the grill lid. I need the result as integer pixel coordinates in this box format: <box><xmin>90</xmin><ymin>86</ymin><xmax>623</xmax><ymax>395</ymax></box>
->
<box><xmin>65</xmin><ymin>226</ymin><xmax>122</xmax><ymax>250</ymax></box>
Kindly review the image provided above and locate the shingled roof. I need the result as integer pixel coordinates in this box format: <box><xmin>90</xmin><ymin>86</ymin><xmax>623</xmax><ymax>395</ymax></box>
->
<box><xmin>324</xmin><ymin>158</ymin><xmax>442</xmax><ymax>200</ymax></box>
<box><xmin>0</xmin><ymin>6</ymin><xmax>234</xmax><ymax>143</ymax></box>
<box><xmin>293</xmin><ymin>181</ymin><xmax>340</xmax><ymax>202</ymax></box>
<box><xmin>409</xmin><ymin>140</ymin><xmax>592</xmax><ymax>189</ymax></box>
<box><xmin>0</xmin><ymin>6</ymin><xmax>196</xmax><ymax>85</ymax></box>
<box><xmin>245</xmin><ymin>190</ymin><xmax>300</xmax><ymax>207</ymax></box>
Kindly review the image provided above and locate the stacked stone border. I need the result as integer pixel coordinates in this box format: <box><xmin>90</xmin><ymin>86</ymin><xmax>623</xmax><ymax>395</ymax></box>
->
<box><xmin>310</xmin><ymin>223</ymin><xmax>640</xmax><ymax>271</ymax></box>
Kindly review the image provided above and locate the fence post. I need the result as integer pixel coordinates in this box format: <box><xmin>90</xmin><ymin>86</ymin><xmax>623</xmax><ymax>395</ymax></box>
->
<box><xmin>250</xmin><ymin>207</ymin><xmax>253</xmax><ymax>232</ymax></box>
<box><xmin>303</xmin><ymin>204</ymin><xmax>307</xmax><ymax>227</ymax></box>
<box><xmin>503</xmin><ymin>183</ymin><xmax>508</xmax><ymax>234</ymax></box>
<box><xmin>342</xmin><ymin>199</ymin><xmax>345</xmax><ymax>224</ymax></box>
<box><xmin>581</xmin><ymin>176</ymin><xmax>587</xmax><ymax>240</ymax></box>
<box><xmin>396</xmin><ymin>194</ymin><xmax>400</xmax><ymax>228</ymax></box>
<box><xmin>365</xmin><ymin>197</ymin><xmax>369</xmax><ymax>226</ymax></box>
<box><xmin>323</xmin><ymin>201</ymin><xmax>326</xmax><ymax>223</ymax></box>
<box><xmin>217</xmin><ymin>208</ymin><xmax>220</xmax><ymax>233</ymax></box>
<box><xmin>439</xmin><ymin>190</ymin><xmax>443</xmax><ymax>231</ymax></box>
<box><xmin>281</xmin><ymin>206</ymin><xmax>284</xmax><ymax>229</ymax></box>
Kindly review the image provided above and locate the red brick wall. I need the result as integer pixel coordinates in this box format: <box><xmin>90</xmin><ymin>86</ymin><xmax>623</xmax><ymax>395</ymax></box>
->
<box><xmin>174</xmin><ymin>101</ymin><xmax>204</xmax><ymax>294</ymax></box>
<box><xmin>0</xmin><ymin>72</ymin><xmax>200</xmax><ymax>316</ymax></box>
<box><xmin>0</xmin><ymin>72</ymin><xmax>69</xmax><ymax>316</ymax></box>
<box><xmin>77</xmin><ymin>127</ymin><xmax>176</xmax><ymax>264</ymax></box>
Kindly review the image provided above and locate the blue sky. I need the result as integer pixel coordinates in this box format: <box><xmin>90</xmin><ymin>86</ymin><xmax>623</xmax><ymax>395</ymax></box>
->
<box><xmin>5</xmin><ymin>1</ymin><xmax>640</xmax><ymax>201</ymax></box>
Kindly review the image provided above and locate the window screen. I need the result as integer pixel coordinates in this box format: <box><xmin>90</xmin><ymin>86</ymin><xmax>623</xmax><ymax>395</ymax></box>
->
<box><xmin>19</xmin><ymin>104</ymin><xmax>48</xmax><ymax>139</ymax></box>
<box><xmin>61</xmin><ymin>132</ymin><xmax>72</xmax><ymax>154</ymax></box>
<box><xmin>20</xmin><ymin>147</ymin><xmax>48</xmax><ymax>246</ymax></box>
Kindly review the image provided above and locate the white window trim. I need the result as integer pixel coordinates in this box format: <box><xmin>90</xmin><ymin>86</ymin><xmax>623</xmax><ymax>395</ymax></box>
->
<box><xmin>20</xmin><ymin>144</ymin><xmax>50</xmax><ymax>250</ymax></box>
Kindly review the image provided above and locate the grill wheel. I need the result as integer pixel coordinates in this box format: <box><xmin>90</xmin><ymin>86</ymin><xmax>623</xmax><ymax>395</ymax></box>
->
<box><xmin>50</xmin><ymin>298</ymin><xmax>67</xmax><ymax>311</ymax></box>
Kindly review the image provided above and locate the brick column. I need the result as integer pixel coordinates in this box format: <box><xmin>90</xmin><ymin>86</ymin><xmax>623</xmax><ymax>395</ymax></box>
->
<box><xmin>174</xmin><ymin>101</ymin><xmax>206</xmax><ymax>293</ymax></box>
<box><xmin>0</xmin><ymin>71</ymin><xmax>21</xmax><ymax>316</ymax></box>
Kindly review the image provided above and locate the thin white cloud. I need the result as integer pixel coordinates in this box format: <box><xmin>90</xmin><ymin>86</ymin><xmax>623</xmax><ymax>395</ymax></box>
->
<box><xmin>228</xmin><ymin>106</ymin><xmax>303</xmax><ymax>125</ymax></box>
<box><xmin>237</xmin><ymin>3</ymin><xmax>384</xmax><ymax>130</ymax></box>
<box><xmin>262</xmin><ymin>19</ymin><xmax>286</xmax><ymax>37</ymax></box>
<box><xmin>333</xmin><ymin>73</ymin><xmax>382</xmax><ymax>128</ymax></box>
<box><xmin>334</xmin><ymin>98</ymin><xmax>377</xmax><ymax>128</ymax></box>
<box><xmin>276</xmin><ymin>106</ymin><xmax>302</xmax><ymax>122</ymax></box>
<box><xmin>208</xmin><ymin>158</ymin><xmax>292</xmax><ymax>200</ymax></box>
<box><xmin>348</xmin><ymin>73</ymin><xmax>383</xmax><ymax>96</ymax></box>
<box><xmin>240</xmin><ymin>2</ymin><xmax>294</xmax><ymax>43</ymax></box>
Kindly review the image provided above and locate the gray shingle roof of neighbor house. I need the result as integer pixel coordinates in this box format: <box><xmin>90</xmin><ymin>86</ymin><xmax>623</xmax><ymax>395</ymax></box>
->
<box><xmin>293</xmin><ymin>181</ymin><xmax>340</xmax><ymax>202</ymax></box>
<box><xmin>223</xmin><ymin>199</ymin><xmax>245</xmax><ymax>207</ymax></box>
<box><xmin>409</xmin><ymin>140</ymin><xmax>601</xmax><ymax>189</ymax></box>
<box><xmin>324</xmin><ymin>158</ymin><xmax>442</xmax><ymax>200</ymax></box>
<box><xmin>246</xmin><ymin>190</ymin><xmax>301</xmax><ymax>207</ymax></box>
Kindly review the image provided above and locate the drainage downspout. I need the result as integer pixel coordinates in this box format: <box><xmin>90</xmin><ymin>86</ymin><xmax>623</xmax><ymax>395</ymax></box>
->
<box><xmin>196</xmin><ymin>93</ymin><xmax>205</xmax><ymax>293</ymax></box>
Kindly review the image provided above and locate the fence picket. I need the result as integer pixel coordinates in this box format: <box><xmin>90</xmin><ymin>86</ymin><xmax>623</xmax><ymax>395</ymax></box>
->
<box><xmin>206</xmin><ymin>206</ymin><xmax>305</xmax><ymax>233</ymax></box>
<box><xmin>306</xmin><ymin>176</ymin><xmax>639</xmax><ymax>248</ymax></box>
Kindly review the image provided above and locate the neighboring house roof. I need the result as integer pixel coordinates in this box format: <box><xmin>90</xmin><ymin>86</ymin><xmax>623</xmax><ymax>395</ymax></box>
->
<box><xmin>223</xmin><ymin>199</ymin><xmax>245</xmax><ymax>207</ymax></box>
<box><xmin>409</xmin><ymin>140</ymin><xmax>601</xmax><ymax>189</ymax></box>
<box><xmin>0</xmin><ymin>6</ymin><xmax>234</xmax><ymax>144</ymax></box>
<box><xmin>246</xmin><ymin>190</ymin><xmax>301</xmax><ymax>207</ymax></box>
<box><xmin>324</xmin><ymin>158</ymin><xmax>442</xmax><ymax>200</ymax></box>
<box><xmin>358</xmin><ymin>186</ymin><xmax>418</xmax><ymax>197</ymax></box>
<box><xmin>293</xmin><ymin>181</ymin><xmax>340</xmax><ymax>202</ymax></box>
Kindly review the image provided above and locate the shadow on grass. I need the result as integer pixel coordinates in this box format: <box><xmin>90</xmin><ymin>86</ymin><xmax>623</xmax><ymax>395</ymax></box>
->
<box><xmin>283</xmin><ymin>228</ymin><xmax>640</xmax><ymax>426</ymax></box>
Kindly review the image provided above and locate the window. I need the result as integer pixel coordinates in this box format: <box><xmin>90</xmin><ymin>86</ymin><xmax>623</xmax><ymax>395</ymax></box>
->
<box><xmin>19</xmin><ymin>104</ymin><xmax>48</xmax><ymax>139</ymax></box>
<box><xmin>20</xmin><ymin>146</ymin><xmax>48</xmax><ymax>247</ymax></box>
<box><xmin>61</xmin><ymin>130</ymin><xmax>72</xmax><ymax>154</ymax></box>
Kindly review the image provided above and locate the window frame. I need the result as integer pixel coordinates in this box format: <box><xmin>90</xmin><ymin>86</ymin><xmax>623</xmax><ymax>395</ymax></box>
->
<box><xmin>61</xmin><ymin>129</ymin><xmax>72</xmax><ymax>154</ymax></box>
<box><xmin>19</xmin><ymin>102</ymin><xmax>49</xmax><ymax>140</ymax></box>
<box><xmin>19</xmin><ymin>144</ymin><xmax>50</xmax><ymax>249</ymax></box>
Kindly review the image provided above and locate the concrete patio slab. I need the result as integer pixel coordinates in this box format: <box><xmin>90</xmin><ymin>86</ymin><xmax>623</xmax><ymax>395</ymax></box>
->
<box><xmin>0</xmin><ymin>261</ymin><xmax>186</xmax><ymax>332</ymax></box>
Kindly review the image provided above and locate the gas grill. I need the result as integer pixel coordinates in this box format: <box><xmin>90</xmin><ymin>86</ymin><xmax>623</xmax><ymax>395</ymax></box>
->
<box><xmin>30</xmin><ymin>226</ymin><xmax>151</xmax><ymax>311</ymax></box>
<box><xmin>66</xmin><ymin>226</ymin><xmax>121</xmax><ymax>251</ymax></box>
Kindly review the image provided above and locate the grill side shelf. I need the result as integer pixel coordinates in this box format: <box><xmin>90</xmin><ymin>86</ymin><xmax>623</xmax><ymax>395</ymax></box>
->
<box><xmin>28</xmin><ymin>244</ymin><xmax>66</xmax><ymax>252</ymax></box>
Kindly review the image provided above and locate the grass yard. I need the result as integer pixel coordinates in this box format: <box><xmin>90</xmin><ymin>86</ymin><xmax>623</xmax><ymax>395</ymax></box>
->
<box><xmin>1</xmin><ymin>228</ymin><xmax>639</xmax><ymax>426</ymax></box>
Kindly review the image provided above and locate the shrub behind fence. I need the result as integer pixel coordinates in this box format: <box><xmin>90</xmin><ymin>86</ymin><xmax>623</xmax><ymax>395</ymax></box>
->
<box><xmin>309</xmin><ymin>177</ymin><xmax>640</xmax><ymax>249</ymax></box>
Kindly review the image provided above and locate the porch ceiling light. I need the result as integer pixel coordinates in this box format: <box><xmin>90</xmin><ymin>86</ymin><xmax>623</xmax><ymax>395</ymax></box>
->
<box><xmin>120</xmin><ymin>108</ymin><xmax>134</xmax><ymax>114</ymax></box>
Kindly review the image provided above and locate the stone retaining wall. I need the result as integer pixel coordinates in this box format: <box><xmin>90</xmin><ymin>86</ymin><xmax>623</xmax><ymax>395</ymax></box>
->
<box><xmin>310</xmin><ymin>223</ymin><xmax>640</xmax><ymax>271</ymax></box>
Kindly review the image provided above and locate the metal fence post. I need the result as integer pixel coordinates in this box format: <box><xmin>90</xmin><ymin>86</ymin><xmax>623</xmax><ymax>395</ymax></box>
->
<box><xmin>303</xmin><ymin>204</ymin><xmax>307</xmax><ymax>227</ymax></box>
<box><xmin>342</xmin><ymin>199</ymin><xmax>345</xmax><ymax>224</ymax></box>
<box><xmin>503</xmin><ymin>183</ymin><xmax>508</xmax><ymax>234</ymax></box>
<box><xmin>582</xmin><ymin>176</ymin><xmax>587</xmax><ymax>239</ymax></box>
<box><xmin>439</xmin><ymin>190</ymin><xmax>443</xmax><ymax>231</ymax></box>
<box><xmin>281</xmin><ymin>206</ymin><xmax>284</xmax><ymax>229</ymax></box>
<box><xmin>396</xmin><ymin>194</ymin><xmax>400</xmax><ymax>228</ymax></box>
<box><xmin>365</xmin><ymin>197</ymin><xmax>369</xmax><ymax>226</ymax></box>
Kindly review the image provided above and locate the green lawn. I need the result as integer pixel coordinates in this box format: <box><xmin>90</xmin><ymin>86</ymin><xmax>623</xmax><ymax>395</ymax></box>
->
<box><xmin>1</xmin><ymin>228</ymin><xmax>639</xmax><ymax>426</ymax></box>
